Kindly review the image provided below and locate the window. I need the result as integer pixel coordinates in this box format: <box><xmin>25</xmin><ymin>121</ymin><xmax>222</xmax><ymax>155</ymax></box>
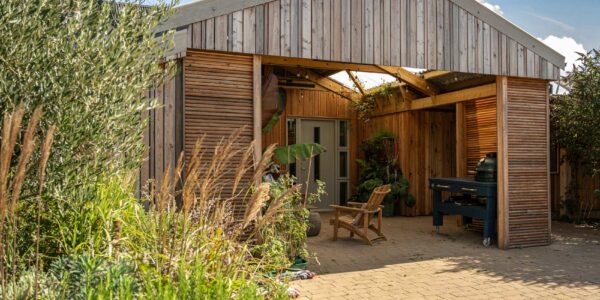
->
<box><xmin>339</xmin><ymin>182</ymin><xmax>348</xmax><ymax>206</ymax></box>
<box><xmin>339</xmin><ymin>151</ymin><xmax>348</xmax><ymax>178</ymax></box>
<box><xmin>313</xmin><ymin>126</ymin><xmax>320</xmax><ymax>181</ymax></box>
<box><xmin>339</xmin><ymin>120</ymin><xmax>348</xmax><ymax>147</ymax></box>
<box><xmin>287</xmin><ymin>118</ymin><xmax>297</xmax><ymax>176</ymax></box>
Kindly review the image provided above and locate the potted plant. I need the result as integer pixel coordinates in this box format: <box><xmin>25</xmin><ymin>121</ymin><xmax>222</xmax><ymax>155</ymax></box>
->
<box><xmin>353</xmin><ymin>131</ymin><xmax>415</xmax><ymax>216</ymax></box>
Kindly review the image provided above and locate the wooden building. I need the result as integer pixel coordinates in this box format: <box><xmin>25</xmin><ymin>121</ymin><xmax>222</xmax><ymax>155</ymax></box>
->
<box><xmin>142</xmin><ymin>0</ymin><xmax>565</xmax><ymax>249</ymax></box>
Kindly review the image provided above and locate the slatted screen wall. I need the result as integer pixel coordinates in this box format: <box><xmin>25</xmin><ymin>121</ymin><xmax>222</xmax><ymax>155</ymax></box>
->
<box><xmin>184</xmin><ymin>50</ymin><xmax>255</xmax><ymax>219</ymax></box>
<box><xmin>465</xmin><ymin>97</ymin><xmax>497</xmax><ymax>173</ymax></box>
<box><xmin>505</xmin><ymin>78</ymin><xmax>550</xmax><ymax>247</ymax></box>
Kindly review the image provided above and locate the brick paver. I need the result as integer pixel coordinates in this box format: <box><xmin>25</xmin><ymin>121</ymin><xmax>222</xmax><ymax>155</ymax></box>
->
<box><xmin>292</xmin><ymin>214</ymin><xmax>600</xmax><ymax>299</ymax></box>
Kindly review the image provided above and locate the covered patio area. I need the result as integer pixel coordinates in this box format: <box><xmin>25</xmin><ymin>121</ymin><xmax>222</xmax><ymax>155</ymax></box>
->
<box><xmin>293</xmin><ymin>214</ymin><xmax>600</xmax><ymax>299</ymax></box>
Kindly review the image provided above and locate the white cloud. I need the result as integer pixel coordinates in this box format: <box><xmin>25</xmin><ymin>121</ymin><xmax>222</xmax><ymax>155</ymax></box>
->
<box><xmin>476</xmin><ymin>0</ymin><xmax>503</xmax><ymax>16</ymax></box>
<box><xmin>528</xmin><ymin>13</ymin><xmax>574</xmax><ymax>33</ymax></box>
<box><xmin>539</xmin><ymin>35</ymin><xmax>586</xmax><ymax>75</ymax></box>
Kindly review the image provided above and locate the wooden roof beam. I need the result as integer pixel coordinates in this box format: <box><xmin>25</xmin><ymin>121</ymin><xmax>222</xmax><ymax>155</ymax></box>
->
<box><xmin>263</xmin><ymin>56</ymin><xmax>382</xmax><ymax>73</ymax></box>
<box><xmin>373</xmin><ymin>83</ymin><xmax>496</xmax><ymax>116</ymax></box>
<box><xmin>346</xmin><ymin>71</ymin><xmax>365</xmax><ymax>95</ymax></box>
<box><xmin>377</xmin><ymin>65</ymin><xmax>440</xmax><ymax>96</ymax></box>
<box><xmin>283</xmin><ymin>67</ymin><xmax>360</xmax><ymax>101</ymax></box>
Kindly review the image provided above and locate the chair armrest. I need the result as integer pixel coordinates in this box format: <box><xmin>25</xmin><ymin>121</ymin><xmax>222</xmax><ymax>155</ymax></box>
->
<box><xmin>329</xmin><ymin>205</ymin><xmax>366</xmax><ymax>213</ymax></box>
<box><xmin>364</xmin><ymin>207</ymin><xmax>382</xmax><ymax>214</ymax></box>
<box><xmin>347</xmin><ymin>202</ymin><xmax>364</xmax><ymax>207</ymax></box>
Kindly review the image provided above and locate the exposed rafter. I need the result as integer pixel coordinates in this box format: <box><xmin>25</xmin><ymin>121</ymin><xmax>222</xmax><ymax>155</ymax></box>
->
<box><xmin>282</xmin><ymin>67</ymin><xmax>360</xmax><ymax>101</ymax></box>
<box><xmin>377</xmin><ymin>65</ymin><xmax>440</xmax><ymax>96</ymax></box>
<box><xmin>423</xmin><ymin>70</ymin><xmax>453</xmax><ymax>80</ymax></box>
<box><xmin>373</xmin><ymin>83</ymin><xmax>496</xmax><ymax>116</ymax></box>
<box><xmin>346</xmin><ymin>71</ymin><xmax>365</xmax><ymax>95</ymax></box>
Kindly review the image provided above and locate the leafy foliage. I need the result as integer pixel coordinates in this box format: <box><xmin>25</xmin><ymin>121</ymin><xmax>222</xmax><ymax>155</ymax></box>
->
<box><xmin>0</xmin><ymin>0</ymin><xmax>175</xmax><ymax>266</ymax></box>
<box><xmin>273</xmin><ymin>143</ymin><xmax>326</xmax><ymax>165</ymax></box>
<box><xmin>351</xmin><ymin>82</ymin><xmax>395</xmax><ymax>121</ymax></box>
<box><xmin>254</xmin><ymin>175</ymin><xmax>324</xmax><ymax>266</ymax></box>
<box><xmin>0</xmin><ymin>0</ymin><xmax>173</xmax><ymax>207</ymax></box>
<box><xmin>354</xmin><ymin>132</ymin><xmax>415</xmax><ymax>212</ymax></box>
<box><xmin>551</xmin><ymin>50</ymin><xmax>600</xmax><ymax>220</ymax></box>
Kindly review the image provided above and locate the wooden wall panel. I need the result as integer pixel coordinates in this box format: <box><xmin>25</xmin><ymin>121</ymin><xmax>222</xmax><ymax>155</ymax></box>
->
<box><xmin>502</xmin><ymin>77</ymin><xmax>550</xmax><ymax>248</ymax></box>
<box><xmin>551</xmin><ymin>165</ymin><xmax>600</xmax><ymax>219</ymax></box>
<box><xmin>183</xmin><ymin>0</ymin><xmax>561</xmax><ymax>80</ymax></box>
<box><xmin>361</xmin><ymin>108</ymin><xmax>456</xmax><ymax>216</ymax></box>
<box><xmin>183</xmin><ymin>51</ymin><xmax>256</xmax><ymax>219</ymax></box>
<box><xmin>140</xmin><ymin>62</ymin><xmax>184</xmax><ymax>197</ymax></box>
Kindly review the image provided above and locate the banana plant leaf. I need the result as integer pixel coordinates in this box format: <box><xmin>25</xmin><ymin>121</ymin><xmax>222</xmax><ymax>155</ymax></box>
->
<box><xmin>273</xmin><ymin>143</ymin><xmax>326</xmax><ymax>165</ymax></box>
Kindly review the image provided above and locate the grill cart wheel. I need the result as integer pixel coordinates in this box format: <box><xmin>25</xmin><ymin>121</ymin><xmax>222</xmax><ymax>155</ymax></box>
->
<box><xmin>483</xmin><ymin>237</ymin><xmax>491</xmax><ymax>247</ymax></box>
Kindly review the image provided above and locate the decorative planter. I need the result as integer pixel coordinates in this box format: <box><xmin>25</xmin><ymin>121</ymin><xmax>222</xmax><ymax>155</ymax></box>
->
<box><xmin>307</xmin><ymin>206</ymin><xmax>322</xmax><ymax>237</ymax></box>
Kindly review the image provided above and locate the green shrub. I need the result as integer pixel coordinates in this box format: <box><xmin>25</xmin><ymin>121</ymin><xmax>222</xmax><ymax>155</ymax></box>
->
<box><xmin>253</xmin><ymin>174</ymin><xmax>324</xmax><ymax>267</ymax></box>
<box><xmin>0</xmin><ymin>0</ymin><xmax>175</xmax><ymax>263</ymax></box>
<box><xmin>354</xmin><ymin>132</ymin><xmax>414</xmax><ymax>210</ymax></box>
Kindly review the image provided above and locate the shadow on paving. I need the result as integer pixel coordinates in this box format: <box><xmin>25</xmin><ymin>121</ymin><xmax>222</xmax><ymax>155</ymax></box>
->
<box><xmin>306</xmin><ymin>213</ymin><xmax>600</xmax><ymax>289</ymax></box>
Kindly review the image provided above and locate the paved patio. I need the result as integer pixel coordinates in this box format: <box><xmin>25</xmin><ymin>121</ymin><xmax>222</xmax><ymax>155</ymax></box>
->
<box><xmin>292</xmin><ymin>214</ymin><xmax>600</xmax><ymax>299</ymax></box>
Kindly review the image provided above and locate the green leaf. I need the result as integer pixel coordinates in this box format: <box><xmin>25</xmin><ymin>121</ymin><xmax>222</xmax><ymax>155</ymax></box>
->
<box><xmin>273</xmin><ymin>143</ymin><xmax>326</xmax><ymax>165</ymax></box>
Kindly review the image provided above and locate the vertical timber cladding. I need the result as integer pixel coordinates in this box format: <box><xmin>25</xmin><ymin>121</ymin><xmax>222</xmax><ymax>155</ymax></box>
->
<box><xmin>498</xmin><ymin>77</ymin><xmax>551</xmax><ymax>248</ymax></box>
<box><xmin>139</xmin><ymin>61</ymin><xmax>183</xmax><ymax>196</ymax></box>
<box><xmin>361</xmin><ymin>110</ymin><xmax>456</xmax><ymax>216</ymax></box>
<box><xmin>183</xmin><ymin>50</ymin><xmax>257</xmax><ymax>219</ymax></box>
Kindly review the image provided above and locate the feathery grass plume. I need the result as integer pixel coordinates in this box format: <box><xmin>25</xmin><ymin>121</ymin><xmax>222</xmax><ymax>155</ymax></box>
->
<box><xmin>232</xmin><ymin>141</ymin><xmax>255</xmax><ymax>197</ymax></box>
<box><xmin>0</xmin><ymin>105</ymin><xmax>24</xmax><ymax>286</ymax></box>
<box><xmin>257</xmin><ymin>184</ymin><xmax>302</xmax><ymax>230</ymax></box>
<box><xmin>9</xmin><ymin>106</ymin><xmax>42</xmax><ymax>283</ymax></box>
<box><xmin>242</xmin><ymin>182</ymin><xmax>270</xmax><ymax>229</ymax></box>
<box><xmin>34</xmin><ymin>124</ymin><xmax>55</xmax><ymax>299</ymax></box>
<box><xmin>250</xmin><ymin>144</ymin><xmax>277</xmax><ymax>187</ymax></box>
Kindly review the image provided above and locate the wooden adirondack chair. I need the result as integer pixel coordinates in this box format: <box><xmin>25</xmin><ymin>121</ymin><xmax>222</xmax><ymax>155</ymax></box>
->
<box><xmin>330</xmin><ymin>184</ymin><xmax>391</xmax><ymax>245</ymax></box>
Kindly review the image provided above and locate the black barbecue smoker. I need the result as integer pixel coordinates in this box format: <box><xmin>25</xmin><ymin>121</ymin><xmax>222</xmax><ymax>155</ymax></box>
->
<box><xmin>429</xmin><ymin>153</ymin><xmax>498</xmax><ymax>247</ymax></box>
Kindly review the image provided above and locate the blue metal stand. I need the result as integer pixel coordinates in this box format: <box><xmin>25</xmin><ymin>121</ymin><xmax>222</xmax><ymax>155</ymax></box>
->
<box><xmin>430</xmin><ymin>177</ymin><xmax>497</xmax><ymax>247</ymax></box>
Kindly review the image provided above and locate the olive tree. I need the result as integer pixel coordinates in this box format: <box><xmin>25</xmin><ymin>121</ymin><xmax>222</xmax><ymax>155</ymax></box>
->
<box><xmin>551</xmin><ymin>50</ymin><xmax>600</xmax><ymax>220</ymax></box>
<box><xmin>0</xmin><ymin>0</ymin><xmax>175</xmax><ymax>257</ymax></box>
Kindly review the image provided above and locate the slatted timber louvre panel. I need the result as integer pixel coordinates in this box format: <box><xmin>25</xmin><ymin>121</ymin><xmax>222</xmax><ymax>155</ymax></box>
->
<box><xmin>184</xmin><ymin>50</ymin><xmax>255</xmax><ymax>219</ymax></box>
<box><xmin>505</xmin><ymin>78</ymin><xmax>550</xmax><ymax>247</ymax></box>
<box><xmin>186</xmin><ymin>0</ymin><xmax>560</xmax><ymax>80</ymax></box>
<box><xmin>465</xmin><ymin>97</ymin><xmax>497</xmax><ymax>172</ymax></box>
<box><xmin>140</xmin><ymin>63</ymin><xmax>183</xmax><ymax>196</ymax></box>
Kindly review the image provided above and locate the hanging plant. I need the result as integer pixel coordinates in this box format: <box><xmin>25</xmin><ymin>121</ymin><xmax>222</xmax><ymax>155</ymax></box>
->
<box><xmin>351</xmin><ymin>82</ymin><xmax>396</xmax><ymax>121</ymax></box>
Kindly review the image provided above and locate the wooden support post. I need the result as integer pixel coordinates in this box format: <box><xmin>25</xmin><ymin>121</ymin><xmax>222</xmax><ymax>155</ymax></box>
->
<box><xmin>496</xmin><ymin>76</ymin><xmax>509</xmax><ymax>249</ymax></box>
<box><xmin>253</xmin><ymin>55</ymin><xmax>262</xmax><ymax>167</ymax></box>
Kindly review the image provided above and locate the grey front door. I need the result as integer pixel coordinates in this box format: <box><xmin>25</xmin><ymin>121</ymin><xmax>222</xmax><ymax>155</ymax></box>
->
<box><xmin>298</xmin><ymin>119</ymin><xmax>336</xmax><ymax>211</ymax></box>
